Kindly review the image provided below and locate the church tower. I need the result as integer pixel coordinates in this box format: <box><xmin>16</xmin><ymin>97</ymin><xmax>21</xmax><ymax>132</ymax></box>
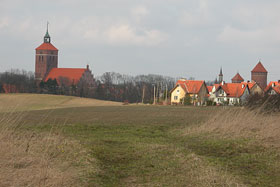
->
<box><xmin>35</xmin><ymin>23</ymin><xmax>58</xmax><ymax>81</ymax></box>
<box><xmin>218</xmin><ymin>67</ymin><xmax>223</xmax><ymax>83</ymax></box>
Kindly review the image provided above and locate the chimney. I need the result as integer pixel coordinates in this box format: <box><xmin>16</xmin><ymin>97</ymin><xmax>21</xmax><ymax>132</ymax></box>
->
<box><xmin>247</xmin><ymin>80</ymin><xmax>250</xmax><ymax>83</ymax></box>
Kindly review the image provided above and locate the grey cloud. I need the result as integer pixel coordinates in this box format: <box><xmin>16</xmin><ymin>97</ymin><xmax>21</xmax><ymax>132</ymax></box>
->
<box><xmin>0</xmin><ymin>0</ymin><xmax>280</xmax><ymax>82</ymax></box>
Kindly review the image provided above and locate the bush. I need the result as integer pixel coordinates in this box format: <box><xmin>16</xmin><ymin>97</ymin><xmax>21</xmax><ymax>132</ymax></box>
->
<box><xmin>246</xmin><ymin>93</ymin><xmax>280</xmax><ymax>113</ymax></box>
<box><xmin>206</xmin><ymin>100</ymin><xmax>214</xmax><ymax>106</ymax></box>
<box><xmin>182</xmin><ymin>95</ymin><xmax>192</xmax><ymax>105</ymax></box>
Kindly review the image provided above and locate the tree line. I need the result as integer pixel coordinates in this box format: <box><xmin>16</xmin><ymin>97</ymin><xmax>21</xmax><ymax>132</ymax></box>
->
<box><xmin>0</xmin><ymin>70</ymin><xmax>176</xmax><ymax>103</ymax></box>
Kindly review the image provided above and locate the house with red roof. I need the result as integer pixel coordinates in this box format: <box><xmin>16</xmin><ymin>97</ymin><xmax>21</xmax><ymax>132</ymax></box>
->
<box><xmin>214</xmin><ymin>82</ymin><xmax>250</xmax><ymax>105</ymax></box>
<box><xmin>246</xmin><ymin>81</ymin><xmax>263</xmax><ymax>95</ymax></box>
<box><xmin>264</xmin><ymin>81</ymin><xmax>280</xmax><ymax>95</ymax></box>
<box><xmin>170</xmin><ymin>79</ymin><xmax>208</xmax><ymax>105</ymax></box>
<box><xmin>35</xmin><ymin>25</ymin><xmax>94</xmax><ymax>88</ymax></box>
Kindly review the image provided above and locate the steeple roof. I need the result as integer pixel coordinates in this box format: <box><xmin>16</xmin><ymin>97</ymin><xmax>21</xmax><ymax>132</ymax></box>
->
<box><xmin>219</xmin><ymin>67</ymin><xmax>223</xmax><ymax>76</ymax></box>
<box><xmin>231</xmin><ymin>73</ymin><xmax>244</xmax><ymax>82</ymax></box>
<box><xmin>36</xmin><ymin>22</ymin><xmax>58</xmax><ymax>50</ymax></box>
<box><xmin>44</xmin><ymin>30</ymin><xmax>50</xmax><ymax>38</ymax></box>
<box><xmin>251</xmin><ymin>61</ymin><xmax>268</xmax><ymax>73</ymax></box>
<box><xmin>44</xmin><ymin>22</ymin><xmax>51</xmax><ymax>43</ymax></box>
<box><xmin>36</xmin><ymin>43</ymin><xmax>58</xmax><ymax>51</ymax></box>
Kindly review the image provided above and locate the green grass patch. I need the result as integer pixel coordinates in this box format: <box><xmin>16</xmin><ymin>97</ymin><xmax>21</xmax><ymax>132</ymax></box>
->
<box><xmin>184</xmin><ymin>135</ymin><xmax>280</xmax><ymax>186</ymax></box>
<box><xmin>3</xmin><ymin>100</ymin><xmax>280</xmax><ymax>186</ymax></box>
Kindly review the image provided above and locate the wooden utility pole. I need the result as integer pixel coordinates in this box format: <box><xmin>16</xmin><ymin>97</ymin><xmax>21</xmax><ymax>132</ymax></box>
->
<box><xmin>142</xmin><ymin>85</ymin><xmax>145</xmax><ymax>104</ymax></box>
<box><xmin>156</xmin><ymin>83</ymin><xmax>159</xmax><ymax>104</ymax></box>
<box><xmin>153</xmin><ymin>84</ymin><xmax>156</xmax><ymax>105</ymax></box>
<box><xmin>165</xmin><ymin>84</ymin><xmax>168</xmax><ymax>105</ymax></box>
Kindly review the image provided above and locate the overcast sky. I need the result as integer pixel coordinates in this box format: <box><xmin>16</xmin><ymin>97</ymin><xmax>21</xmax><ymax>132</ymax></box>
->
<box><xmin>0</xmin><ymin>0</ymin><xmax>280</xmax><ymax>82</ymax></box>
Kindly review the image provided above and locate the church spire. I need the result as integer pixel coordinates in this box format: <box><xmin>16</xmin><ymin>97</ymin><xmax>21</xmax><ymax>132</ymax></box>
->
<box><xmin>44</xmin><ymin>22</ymin><xmax>51</xmax><ymax>43</ymax></box>
<box><xmin>218</xmin><ymin>67</ymin><xmax>223</xmax><ymax>83</ymax></box>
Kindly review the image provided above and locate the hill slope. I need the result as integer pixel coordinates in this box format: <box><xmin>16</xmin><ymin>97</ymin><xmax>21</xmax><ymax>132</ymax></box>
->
<box><xmin>0</xmin><ymin>93</ymin><xmax>122</xmax><ymax>112</ymax></box>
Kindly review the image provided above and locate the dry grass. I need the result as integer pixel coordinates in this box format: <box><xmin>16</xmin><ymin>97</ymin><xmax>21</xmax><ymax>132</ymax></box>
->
<box><xmin>184</xmin><ymin>108</ymin><xmax>280</xmax><ymax>147</ymax></box>
<box><xmin>184</xmin><ymin>153</ymin><xmax>245</xmax><ymax>187</ymax></box>
<box><xmin>0</xmin><ymin>93</ymin><xmax>122</xmax><ymax>112</ymax></box>
<box><xmin>0</xmin><ymin>111</ymin><xmax>97</xmax><ymax>187</ymax></box>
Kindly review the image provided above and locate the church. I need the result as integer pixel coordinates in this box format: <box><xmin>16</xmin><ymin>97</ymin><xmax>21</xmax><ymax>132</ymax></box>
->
<box><xmin>35</xmin><ymin>25</ymin><xmax>95</xmax><ymax>87</ymax></box>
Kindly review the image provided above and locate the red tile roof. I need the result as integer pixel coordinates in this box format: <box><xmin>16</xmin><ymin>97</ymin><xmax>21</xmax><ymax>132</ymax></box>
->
<box><xmin>213</xmin><ymin>84</ymin><xmax>220</xmax><ymax>89</ymax></box>
<box><xmin>36</xmin><ymin>43</ymin><xmax>58</xmax><ymax>51</ymax></box>
<box><xmin>251</xmin><ymin>61</ymin><xmax>267</xmax><ymax>73</ymax></box>
<box><xmin>243</xmin><ymin>82</ymin><xmax>256</xmax><ymax>90</ymax></box>
<box><xmin>44</xmin><ymin>68</ymin><xmax>86</xmax><ymax>85</ymax></box>
<box><xmin>218</xmin><ymin>83</ymin><xmax>248</xmax><ymax>98</ymax></box>
<box><xmin>175</xmin><ymin>80</ymin><xmax>205</xmax><ymax>94</ymax></box>
<box><xmin>207</xmin><ymin>86</ymin><xmax>213</xmax><ymax>93</ymax></box>
<box><xmin>264</xmin><ymin>81</ymin><xmax>280</xmax><ymax>94</ymax></box>
<box><xmin>273</xmin><ymin>86</ymin><xmax>280</xmax><ymax>94</ymax></box>
<box><xmin>231</xmin><ymin>73</ymin><xmax>244</xmax><ymax>82</ymax></box>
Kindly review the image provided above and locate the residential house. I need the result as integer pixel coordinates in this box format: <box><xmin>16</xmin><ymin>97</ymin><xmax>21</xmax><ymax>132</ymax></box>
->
<box><xmin>215</xmin><ymin>82</ymin><xmax>250</xmax><ymax>105</ymax></box>
<box><xmin>170</xmin><ymin>79</ymin><xmax>208</xmax><ymax>105</ymax></box>
<box><xmin>264</xmin><ymin>81</ymin><xmax>280</xmax><ymax>95</ymax></box>
<box><xmin>246</xmin><ymin>81</ymin><xmax>263</xmax><ymax>95</ymax></box>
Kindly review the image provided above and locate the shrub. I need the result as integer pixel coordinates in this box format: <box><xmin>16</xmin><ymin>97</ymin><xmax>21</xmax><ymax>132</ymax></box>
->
<box><xmin>246</xmin><ymin>93</ymin><xmax>280</xmax><ymax>113</ymax></box>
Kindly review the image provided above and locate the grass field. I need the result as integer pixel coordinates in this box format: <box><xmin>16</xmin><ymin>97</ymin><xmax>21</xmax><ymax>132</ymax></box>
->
<box><xmin>1</xmin><ymin>94</ymin><xmax>280</xmax><ymax>186</ymax></box>
<box><xmin>0</xmin><ymin>94</ymin><xmax>121</xmax><ymax>112</ymax></box>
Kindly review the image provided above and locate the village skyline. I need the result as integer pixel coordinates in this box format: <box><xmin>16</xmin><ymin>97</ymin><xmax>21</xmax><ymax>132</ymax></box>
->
<box><xmin>1</xmin><ymin>0</ymin><xmax>280</xmax><ymax>82</ymax></box>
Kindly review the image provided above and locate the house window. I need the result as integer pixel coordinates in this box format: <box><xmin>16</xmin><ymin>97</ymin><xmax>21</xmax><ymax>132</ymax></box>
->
<box><xmin>174</xmin><ymin>96</ymin><xmax>178</xmax><ymax>100</ymax></box>
<box><xmin>177</xmin><ymin>89</ymin><xmax>180</xmax><ymax>93</ymax></box>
